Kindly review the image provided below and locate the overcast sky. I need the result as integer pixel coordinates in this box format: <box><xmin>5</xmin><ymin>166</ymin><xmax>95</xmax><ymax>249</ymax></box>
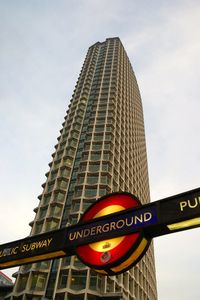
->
<box><xmin>1</xmin><ymin>1</ymin><xmax>200</xmax><ymax>299</ymax></box>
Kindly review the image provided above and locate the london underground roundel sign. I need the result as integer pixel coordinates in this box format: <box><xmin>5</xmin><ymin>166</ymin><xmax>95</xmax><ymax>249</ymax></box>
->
<box><xmin>76</xmin><ymin>192</ymin><xmax>151</xmax><ymax>275</ymax></box>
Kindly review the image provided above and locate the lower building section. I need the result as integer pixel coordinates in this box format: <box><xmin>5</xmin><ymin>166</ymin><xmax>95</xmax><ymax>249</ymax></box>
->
<box><xmin>7</xmin><ymin>244</ymin><xmax>156</xmax><ymax>300</ymax></box>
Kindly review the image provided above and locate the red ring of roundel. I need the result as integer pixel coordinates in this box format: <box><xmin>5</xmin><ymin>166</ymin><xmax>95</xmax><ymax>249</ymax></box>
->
<box><xmin>76</xmin><ymin>192</ymin><xmax>143</xmax><ymax>269</ymax></box>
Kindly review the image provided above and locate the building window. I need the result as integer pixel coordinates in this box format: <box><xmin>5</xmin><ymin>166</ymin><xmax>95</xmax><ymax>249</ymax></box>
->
<box><xmin>69</xmin><ymin>215</ymin><xmax>78</xmax><ymax>225</ymax></box>
<box><xmin>51</xmin><ymin>171</ymin><xmax>58</xmax><ymax>180</ymax></box>
<box><xmin>34</xmin><ymin>222</ymin><xmax>43</xmax><ymax>234</ymax></box>
<box><xmin>91</xmin><ymin>153</ymin><xmax>101</xmax><ymax>161</ymax></box>
<box><xmin>73</xmin><ymin>123</ymin><xmax>81</xmax><ymax>131</ymax></box>
<box><xmin>84</xmin><ymin>143</ymin><xmax>90</xmax><ymax>150</ymax></box>
<box><xmin>46</xmin><ymin>219</ymin><xmax>59</xmax><ymax>231</ymax></box>
<box><xmin>87</xmin><ymin>175</ymin><xmax>98</xmax><ymax>184</ymax></box>
<box><xmin>50</xmin><ymin>205</ymin><xmax>62</xmax><ymax>217</ymax></box>
<box><xmin>105</xmin><ymin>133</ymin><xmax>112</xmax><ymax>140</ymax></box>
<box><xmin>87</xmin><ymin>125</ymin><xmax>93</xmax><ymax>132</ymax></box>
<box><xmin>77</xmin><ymin>109</ymin><xmax>84</xmax><ymax>117</ymax></box>
<box><xmin>71</xmin><ymin>131</ymin><xmax>79</xmax><ymax>139</ymax></box>
<box><xmin>92</xmin><ymin>142</ymin><xmax>102</xmax><ymax>150</ymax></box>
<box><xmin>106</xmin><ymin>277</ymin><xmax>114</xmax><ymax>292</ymax></box>
<box><xmin>69</xmin><ymin>139</ymin><xmax>77</xmax><ymax>147</ymax></box>
<box><xmin>93</xmin><ymin>134</ymin><xmax>103</xmax><ymax>141</ymax></box>
<box><xmin>82</xmin><ymin>201</ymin><xmax>93</xmax><ymax>211</ymax></box>
<box><xmin>54</xmin><ymin>192</ymin><xmax>65</xmax><ymax>203</ymax></box>
<box><xmin>84</xmin><ymin>188</ymin><xmax>97</xmax><ymax>198</ymax></box>
<box><xmin>31</xmin><ymin>273</ymin><xmax>47</xmax><ymax>291</ymax></box>
<box><xmin>96</xmin><ymin>117</ymin><xmax>105</xmax><ymax>124</ymax></box>
<box><xmin>78</xmin><ymin>175</ymin><xmax>84</xmax><ymax>184</ymax></box>
<box><xmin>104</xmin><ymin>143</ymin><xmax>111</xmax><ymax>150</ymax></box>
<box><xmin>102</xmin><ymin>163</ymin><xmax>110</xmax><ymax>172</ymax></box>
<box><xmin>21</xmin><ymin>264</ymin><xmax>31</xmax><ymax>272</ymax></box>
<box><xmin>58</xmin><ymin>270</ymin><xmax>69</xmax><ymax>289</ymax></box>
<box><xmin>43</xmin><ymin>195</ymin><xmax>51</xmax><ymax>205</ymax></box>
<box><xmin>70</xmin><ymin>270</ymin><xmax>87</xmax><ymax>290</ymax></box>
<box><xmin>57</xmin><ymin>179</ymin><xmax>68</xmax><ymax>189</ymax></box>
<box><xmin>73</xmin><ymin>256</ymin><xmax>85</xmax><ymax>268</ymax></box>
<box><xmin>71</xmin><ymin>202</ymin><xmax>81</xmax><ymax>212</ymax></box>
<box><xmin>86</xmin><ymin>134</ymin><xmax>92</xmax><ymax>142</ymax></box>
<box><xmin>17</xmin><ymin>274</ymin><xmax>28</xmax><ymax>292</ymax></box>
<box><xmin>56</xmin><ymin>151</ymin><xmax>63</xmax><ymax>160</ymax></box>
<box><xmin>63</xmin><ymin>157</ymin><xmax>73</xmax><ymax>167</ymax></box>
<box><xmin>39</xmin><ymin>207</ymin><xmax>48</xmax><ymax>219</ymax></box>
<box><xmin>54</xmin><ymin>160</ymin><xmax>61</xmax><ymax>169</ymax></box>
<box><xmin>89</xmin><ymin>271</ymin><xmax>100</xmax><ymax>291</ymax></box>
<box><xmin>60</xmin><ymin>167</ymin><xmax>71</xmax><ymax>177</ymax></box>
<box><xmin>73</xmin><ymin>160</ymin><xmax>80</xmax><ymax>168</ymax></box>
<box><xmin>95</xmin><ymin>125</ymin><xmax>104</xmax><ymax>132</ymax></box>
<box><xmin>36</xmin><ymin>260</ymin><xmax>50</xmax><ymax>269</ymax></box>
<box><xmin>88</xmin><ymin>163</ymin><xmax>99</xmax><ymax>172</ymax></box>
<box><xmin>75</xmin><ymin>187</ymin><xmax>83</xmax><ymax>197</ymax></box>
<box><xmin>61</xmin><ymin>256</ymin><xmax>71</xmax><ymax>266</ymax></box>
<box><xmin>75</xmin><ymin>116</ymin><xmax>82</xmax><ymax>124</ymax></box>
<box><xmin>99</xmin><ymin>188</ymin><xmax>108</xmax><ymax>197</ymax></box>
<box><xmin>66</xmin><ymin>147</ymin><xmax>76</xmax><ymax>156</ymax></box>
<box><xmin>82</xmin><ymin>125</ymin><xmax>87</xmax><ymax>132</ymax></box>
<box><xmin>82</xmin><ymin>153</ymin><xmax>89</xmax><ymax>160</ymax></box>
<box><xmin>47</xmin><ymin>183</ymin><xmax>54</xmax><ymax>193</ymax></box>
<box><xmin>103</xmin><ymin>152</ymin><xmax>110</xmax><ymax>160</ymax></box>
<box><xmin>100</xmin><ymin>175</ymin><xmax>109</xmax><ymax>184</ymax></box>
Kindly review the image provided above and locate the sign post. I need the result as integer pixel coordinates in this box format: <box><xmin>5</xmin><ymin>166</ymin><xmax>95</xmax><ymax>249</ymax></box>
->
<box><xmin>0</xmin><ymin>187</ymin><xmax>200</xmax><ymax>274</ymax></box>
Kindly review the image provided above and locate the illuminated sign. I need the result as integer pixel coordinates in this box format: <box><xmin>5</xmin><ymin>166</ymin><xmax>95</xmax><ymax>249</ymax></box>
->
<box><xmin>0</xmin><ymin>187</ymin><xmax>200</xmax><ymax>275</ymax></box>
<box><xmin>67</xmin><ymin>194</ymin><xmax>157</xmax><ymax>246</ymax></box>
<box><xmin>75</xmin><ymin>193</ymin><xmax>154</xmax><ymax>275</ymax></box>
<box><xmin>148</xmin><ymin>187</ymin><xmax>200</xmax><ymax>237</ymax></box>
<box><xmin>0</xmin><ymin>229</ymin><xmax>68</xmax><ymax>269</ymax></box>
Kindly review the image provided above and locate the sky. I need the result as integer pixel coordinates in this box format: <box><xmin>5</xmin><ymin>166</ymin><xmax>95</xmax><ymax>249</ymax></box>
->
<box><xmin>0</xmin><ymin>0</ymin><xmax>200</xmax><ymax>299</ymax></box>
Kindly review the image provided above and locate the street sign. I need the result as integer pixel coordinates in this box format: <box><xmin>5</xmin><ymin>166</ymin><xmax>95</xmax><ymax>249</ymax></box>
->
<box><xmin>0</xmin><ymin>187</ymin><xmax>200</xmax><ymax>274</ymax></box>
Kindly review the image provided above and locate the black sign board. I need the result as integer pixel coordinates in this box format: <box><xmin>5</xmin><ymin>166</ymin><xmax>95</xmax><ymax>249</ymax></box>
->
<box><xmin>0</xmin><ymin>228</ymin><xmax>69</xmax><ymax>269</ymax></box>
<box><xmin>0</xmin><ymin>187</ymin><xmax>200</xmax><ymax>270</ymax></box>
<box><xmin>148</xmin><ymin>187</ymin><xmax>200</xmax><ymax>237</ymax></box>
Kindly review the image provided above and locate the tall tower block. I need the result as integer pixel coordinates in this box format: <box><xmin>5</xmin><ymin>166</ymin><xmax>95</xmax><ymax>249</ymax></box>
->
<box><xmin>9</xmin><ymin>38</ymin><xmax>157</xmax><ymax>300</ymax></box>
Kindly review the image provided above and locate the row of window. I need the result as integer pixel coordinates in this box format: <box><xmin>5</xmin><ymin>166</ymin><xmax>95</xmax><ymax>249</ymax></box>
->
<box><xmin>16</xmin><ymin>273</ymin><xmax>47</xmax><ymax>292</ymax></box>
<box><xmin>37</xmin><ymin>204</ymin><xmax>62</xmax><ymax>220</ymax></box>
<box><xmin>34</xmin><ymin>218</ymin><xmax>59</xmax><ymax>234</ymax></box>
<box><xmin>74</xmin><ymin>186</ymin><xmax>109</xmax><ymax>198</ymax></box>
<box><xmin>41</xmin><ymin>191</ymin><xmax>65</xmax><ymax>205</ymax></box>
<box><xmin>77</xmin><ymin>174</ymin><xmax>110</xmax><ymax>185</ymax></box>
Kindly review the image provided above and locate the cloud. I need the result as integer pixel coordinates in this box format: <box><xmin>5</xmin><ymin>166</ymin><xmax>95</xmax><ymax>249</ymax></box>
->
<box><xmin>155</xmin><ymin>228</ymin><xmax>200</xmax><ymax>300</ymax></box>
<box><xmin>123</xmin><ymin>2</ymin><xmax>200</xmax><ymax>199</ymax></box>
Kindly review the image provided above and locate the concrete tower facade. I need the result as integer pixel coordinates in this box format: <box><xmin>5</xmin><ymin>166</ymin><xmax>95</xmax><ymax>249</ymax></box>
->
<box><xmin>9</xmin><ymin>38</ymin><xmax>157</xmax><ymax>300</ymax></box>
